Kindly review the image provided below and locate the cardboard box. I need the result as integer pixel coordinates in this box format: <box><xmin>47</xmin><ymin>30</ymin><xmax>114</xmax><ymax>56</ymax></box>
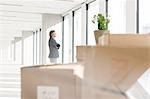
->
<box><xmin>21</xmin><ymin>64</ymin><xmax>83</xmax><ymax>99</ymax></box>
<box><xmin>98</xmin><ymin>34</ymin><xmax>150</xmax><ymax>47</ymax></box>
<box><xmin>77</xmin><ymin>34</ymin><xmax>150</xmax><ymax>98</ymax></box>
<box><xmin>77</xmin><ymin>46</ymin><xmax>150</xmax><ymax>99</ymax></box>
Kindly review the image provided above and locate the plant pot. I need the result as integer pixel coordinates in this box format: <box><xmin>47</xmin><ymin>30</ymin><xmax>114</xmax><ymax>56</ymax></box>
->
<box><xmin>94</xmin><ymin>30</ymin><xmax>109</xmax><ymax>44</ymax></box>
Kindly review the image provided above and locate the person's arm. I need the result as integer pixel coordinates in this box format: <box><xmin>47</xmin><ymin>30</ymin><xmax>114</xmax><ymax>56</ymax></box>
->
<box><xmin>51</xmin><ymin>39</ymin><xmax>59</xmax><ymax>49</ymax></box>
<box><xmin>55</xmin><ymin>40</ymin><xmax>60</xmax><ymax>49</ymax></box>
<box><xmin>56</xmin><ymin>44</ymin><xmax>60</xmax><ymax>48</ymax></box>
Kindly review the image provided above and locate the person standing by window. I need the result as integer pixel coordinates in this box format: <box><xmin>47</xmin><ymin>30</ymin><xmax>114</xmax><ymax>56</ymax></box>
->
<box><xmin>48</xmin><ymin>30</ymin><xmax>60</xmax><ymax>64</ymax></box>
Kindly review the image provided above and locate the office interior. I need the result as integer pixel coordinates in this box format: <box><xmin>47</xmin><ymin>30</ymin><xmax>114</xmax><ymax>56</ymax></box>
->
<box><xmin>0</xmin><ymin>0</ymin><xmax>150</xmax><ymax>99</ymax></box>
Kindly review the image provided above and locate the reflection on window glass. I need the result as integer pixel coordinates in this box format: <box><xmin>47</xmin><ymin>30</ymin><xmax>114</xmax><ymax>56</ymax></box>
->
<box><xmin>108</xmin><ymin>0</ymin><xmax>126</xmax><ymax>33</ymax></box>
<box><xmin>88</xmin><ymin>1</ymin><xmax>99</xmax><ymax>45</ymax></box>
<box><xmin>64</xmin><ymin>15</ymin><xmax>72</xmax><ymax>63</ymax></box>
<box><xmin>46</xmin><ymin>22</ymin><xmax>62</xmax><ymax>64</ymax></box>
<box><xmin>139</xmin><ymin>0</ymin><xmax>150</xmax><ymax>33</ymax></box>
<box><xmin>74</xmin><ymin>9</ymin><xmax>82</xmax><ymax>62</ymax></box>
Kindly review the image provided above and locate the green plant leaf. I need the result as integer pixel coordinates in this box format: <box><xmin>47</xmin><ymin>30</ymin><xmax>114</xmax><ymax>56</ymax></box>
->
<box><xmin>92</xmin><ymin>13</ymin><xmax>109</xmax><ymax>30</ymax></box>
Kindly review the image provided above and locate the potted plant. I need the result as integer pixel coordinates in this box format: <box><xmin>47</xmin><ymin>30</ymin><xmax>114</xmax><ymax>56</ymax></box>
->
<box><xmin>92</xmin><ymin>13</ymin><xmax>109</xmax><ymax>44</ymax></box>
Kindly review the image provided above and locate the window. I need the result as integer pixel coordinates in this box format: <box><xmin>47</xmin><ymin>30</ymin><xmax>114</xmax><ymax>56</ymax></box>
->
<box><xmin>108</xmin><ymin>0</ymin><xmax>126</xmax><ymax>33</ymax></box>
<box><xmin>36</xmin><ymin>29</ymin><xmax>41</xmax><ymax>64</ymax></box>
<box><xmin>88</xmin><ymin>1</ymin><xmax>99</xmax><ymax>45</ymax></box>
<box><xmin>0</xmin><ymin>40</ymin><xmax>15</xmax><ymax>64</ymax></box>
<box><xmin>23</xmin><ymin>33</ymin><xmax>33</xmax><ymax>65</ymax></box>
<box><xmin>14</xmin><ymin>39</ymin><xmax>22</xmax><ymax>64</ymax></box>
<box><xmin>33</xmin><ymin>31</ymin><xmax>37</xmax><ymax>64</ymax></box>
<box><xmin>64</xmin><ymin>15</ymin><xmax>72</xmax><ymax>63</ymax></box>
<box><xmin>74</xmin><ymin>9</ymin><xmax>82</xmax><ymax>62</ymax></box>
<box><xmin>139</xmin><ymin>0</ymin><xmax>150</xmax><ymax>33</ymax></box>
<box><xmin>47</xmin><ymin>22</ymin><xmax>62</xmax><ymax>64</ymax></box>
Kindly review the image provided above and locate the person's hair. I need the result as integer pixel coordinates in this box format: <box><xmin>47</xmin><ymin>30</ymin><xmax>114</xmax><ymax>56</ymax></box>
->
<box><xmin>49</xmin><ymin>30</ymin><xmax>55</xmax><ymax>39</ymax></box>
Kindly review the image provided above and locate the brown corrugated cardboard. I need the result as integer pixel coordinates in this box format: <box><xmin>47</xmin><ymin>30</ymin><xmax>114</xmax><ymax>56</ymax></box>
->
<box><xmin>77</xmin><ymin>46</ymin><xmax>150</xmax><ymax>99</ymax></box>
<box><xmin>21</xmin><ymin>64</ymin><xmax>83</xmax><ymax>99</ymax></box>
<box><xmin>98</xmin><ymin>34</ymin><xmax>150</xmax><ymax>47</ymax></box>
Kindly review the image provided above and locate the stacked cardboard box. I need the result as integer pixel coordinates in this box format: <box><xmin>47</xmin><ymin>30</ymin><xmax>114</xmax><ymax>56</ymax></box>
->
<box><xmin>98</xmin><ymin>34</ymin><xmax>150</xmax><ymax>47</ymax></box>
<box><xmin>77</xmin><ymin>46</ymin><xmax>150</xmax><ymax>99</ymax></box>
<box><xmin>21</xmin><ymin>34</ymin><xmax>150</xmax><ymax>99</ymax></box>
<box><xmin>21</xmin><ymin>64</ymin><xmax>83</xmax><ymax>99</ymax></box>
<box><xmin>77</xmin><ymin>33</ymin><xmax>150</xmax><ymax>99</ymax></box>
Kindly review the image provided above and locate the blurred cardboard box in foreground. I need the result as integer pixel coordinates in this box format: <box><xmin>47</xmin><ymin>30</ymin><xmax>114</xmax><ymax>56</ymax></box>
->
<box><xmin>21</xmin><ymin>64</ymin><xmax>83</xmax><ymax>99</ymax></box>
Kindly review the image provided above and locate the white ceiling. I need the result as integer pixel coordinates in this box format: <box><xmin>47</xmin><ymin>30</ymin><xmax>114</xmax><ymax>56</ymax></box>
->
<box><xmin>0</xmin><ymin>0</ymin><xmax>86</xmax><ymax>43</ymax></box>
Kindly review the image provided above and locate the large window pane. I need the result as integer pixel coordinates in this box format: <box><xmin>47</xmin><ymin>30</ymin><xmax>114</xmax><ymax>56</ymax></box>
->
<box><xmin>37</xmin><ymin>29</ymin><xmax>40</xmax><ymax>64</ymax></box>
<box><xmin>33</xmin><ymin>32</ymin><xmax>37</xmax><ymax>65</ymax></box>
<box><xmin>64</xmin><ymin>15</ymin><xmax>72</xmax><ymax>63</ymax></box>
<box><xmin>46</xmin><ymin>22</ymin><xmax>62</xmax><ymax>64</ymax></box>
<box><xmin>88</xmin><ymin>1</ymin><xmax>99</xmax><ymax>45</ymax></box>
<box><xmin>23</xmin><ymin>35</ymin><xmax>33</xmax><ymax>65</ymax></box>
<box><xmin>14</xmin><ymin>39</ymin><xmax>22</xmax><ymax>64</ymax></box>
<box><xmin>139</xmin><ymin>0</ymin><xmax>150</xmax><ymax>33</ymax></box>
<box><xmin>74</xmin><ymin>9</ymin><xmax>82</xmax><ymax>62</ymax></box>
<box><xmin>108</xmin><ymin>0</ymin><xmax>126</xmax><ymax>33</ymax></box>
